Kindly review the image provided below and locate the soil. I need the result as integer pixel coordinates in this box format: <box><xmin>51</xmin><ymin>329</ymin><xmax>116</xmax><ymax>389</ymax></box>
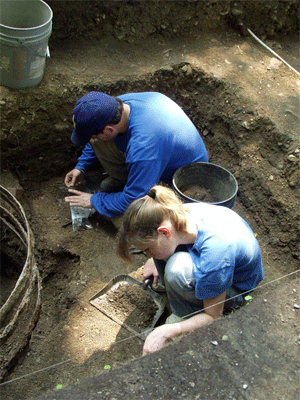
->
<box><xmin>92</xmin><ymin>282</ymin><xmax>159</xmax><ymax>333</ymax></box>
<box><xmin>0</xmin><ymin>1</ymin><xmax>299</xmax><ymax>400</ymax></box>
<box><xmin>180</xmin><ymin>184</ymin><xmax>218</xmax><ymax>203</ymax></box>
<box><xmin>0</xmin><ymin>226</ymin><xmax>26</xmax><ymax>308</ymax></box>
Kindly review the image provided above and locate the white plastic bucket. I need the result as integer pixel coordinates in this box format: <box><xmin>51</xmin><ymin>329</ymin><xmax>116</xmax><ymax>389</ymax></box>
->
<box><xmin>0</xmin><ymin>0</ymin><xmax>53</xmax><ymax>89</ymax></box>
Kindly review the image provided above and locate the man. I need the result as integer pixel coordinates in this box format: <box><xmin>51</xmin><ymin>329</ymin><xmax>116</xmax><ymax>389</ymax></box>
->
<box><xmin>65</xmin><ymin>91</ymin><xmax>208</xmax><ymax>228</ymax></box>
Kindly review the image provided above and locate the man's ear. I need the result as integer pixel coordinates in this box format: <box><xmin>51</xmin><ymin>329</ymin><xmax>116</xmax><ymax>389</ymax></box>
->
<box><xmin>157</xmin><ymin>226</ymin><xmax>171</xmax><ymax>237</ymax></box>
<box><xmin>103</xmin><ymin>125</ymin><xmax>115</xmax><ymax>134</ymax></box>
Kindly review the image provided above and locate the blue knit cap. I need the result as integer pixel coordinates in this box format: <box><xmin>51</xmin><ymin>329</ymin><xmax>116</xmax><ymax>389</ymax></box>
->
<box><xmin>71</xmin><ymin>92</ymin><xmax>118</xmax><ymax>147</ymax></box>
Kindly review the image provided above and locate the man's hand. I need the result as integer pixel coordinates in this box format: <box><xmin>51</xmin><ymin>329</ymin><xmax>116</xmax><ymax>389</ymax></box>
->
<box><xmin>142</xmin><ymin>258</ymin><xmax>159</xmax><ymax>287</ymax></box>
<box><xmin>65</xmin><ymin>189</ymin><xmax>92</xmax><ymax>208</ymax></box>
<box><xmin>64</xmin><ymin>169</ymin><xmax>84</xmax><ymax>187</ymax></box>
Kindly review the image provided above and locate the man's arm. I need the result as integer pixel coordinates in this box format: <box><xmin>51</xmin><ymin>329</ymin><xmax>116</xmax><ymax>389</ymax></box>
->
<box><xmin>64</xmin><ymin>143</ymin><xmax>100</xmax><ymax>207</ymax></box>
<box><xmin>75</xmin><ymin>143</ymin><xmax>98</xmax><ymax>174</ymax></box>
<box><xmin>89</xmin><ymin>158</ymin><xmax>167</xmax><ymax>217</ymax></box>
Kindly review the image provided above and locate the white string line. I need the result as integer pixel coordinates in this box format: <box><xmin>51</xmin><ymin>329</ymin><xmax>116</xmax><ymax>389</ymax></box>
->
<box><xmin>0</xmin><ymin>268</ymin><xmax>299</xmax><ymax>387</ymax></box>
<box><xmin>0</xmin><ymin>356</ymin><xmax>80</xmax><ymax>387</ymax></box>
<box><xmin>247</xmin><ymin>28</ymin><xmax>300</xmax><ymax>77</ymax></box>
<box><xmin>116</xmin><ymin>267</ymin><xmax>300</xmax><ymax>342</ymax></box>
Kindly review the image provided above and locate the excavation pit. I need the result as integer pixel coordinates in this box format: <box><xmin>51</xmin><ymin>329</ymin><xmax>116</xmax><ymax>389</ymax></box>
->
<box><xmin>0</xmin><ymin>4</ymin><xmax>299</xmax><ymax>398</ymax></box>
<box><xmin>1</xmin><ymin>63</ymin><xmax>299</xmax><ymax>400</ymax></box>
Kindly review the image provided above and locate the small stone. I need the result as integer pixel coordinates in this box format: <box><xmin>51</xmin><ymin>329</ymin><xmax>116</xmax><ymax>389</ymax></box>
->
<box><xmin>287</xmin><ymin>154</ymin><xmax>298</xmax><ymax>162</ymax></box>
<box><xmin>186</xmin><ymin>350</ymin><xmax>194</xmax><ymax>356</ymax></box>
<box><xmin>222</xmin><ymin>335</ymin><xmax>229</xmax><ymax>341</ymax></box>
<box><xmin>211</xmin><ymin>341</ymin><xmax>218</xmax><ymax>346</ymax></box>
<box><xmin>294</xmin><ymin>304</ymin><xmax>299</xmax><ymax>309</ymax></box>
<box><xmin>243</xmin><ymin>384</ymin><xmax>248</xmax><ymax>390</ymax></box>
<box><xmin>231</xmin><ymin>8</ymin><xmax>243</xmax><ymax>16</ymax></box>
<box><xmin>181</xmin><ymin>64</ymin><xmax>193</xmax><ymax>75</ymax></box>
<box><xmin>269</xmin><ymin>58</ymin><xmax>282</xmax><ymax>69</ymax></box>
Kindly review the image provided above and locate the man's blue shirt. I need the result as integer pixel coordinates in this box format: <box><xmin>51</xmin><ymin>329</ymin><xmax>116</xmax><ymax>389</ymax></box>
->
<box><xmin>76</xmin><ymin>92</ymin><xmax>208</xmax><ymax>217</ymax></box>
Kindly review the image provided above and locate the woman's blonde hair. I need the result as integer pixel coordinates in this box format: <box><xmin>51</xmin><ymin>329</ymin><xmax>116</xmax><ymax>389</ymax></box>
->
<box><xmin>117</xmin><ymin>185</ymin><xmax>187</xmax><ymax>262</ymax></box>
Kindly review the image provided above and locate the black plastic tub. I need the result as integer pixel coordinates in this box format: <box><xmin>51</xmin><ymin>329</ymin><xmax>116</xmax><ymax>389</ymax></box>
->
<box><xmin>172</xmin><ymin>162</ymin><xmax>238</xmax><ymax>209</ymax></box>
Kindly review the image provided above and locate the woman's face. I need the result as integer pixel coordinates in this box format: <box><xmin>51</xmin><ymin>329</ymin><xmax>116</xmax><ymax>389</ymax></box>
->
<box><xmin>133</xmin><ymin>222</ymin><xmax>177</xmax><ymax>261</ymax></box>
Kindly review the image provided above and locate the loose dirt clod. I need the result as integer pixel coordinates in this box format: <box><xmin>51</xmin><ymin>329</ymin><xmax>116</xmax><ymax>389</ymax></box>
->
<box><xmin>96</xmin><ymin>282</ymin><xmax>159</xmax><ymax>332</ymax></box>
<box><xmin>181</xmin><ymin>184</ymin><xmax>218</xmax><ymax>203</ymax></box>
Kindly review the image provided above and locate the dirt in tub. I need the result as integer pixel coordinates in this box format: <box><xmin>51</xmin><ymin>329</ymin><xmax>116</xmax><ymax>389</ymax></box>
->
<box><xmin>180</xmin><ymin>184</ymin><xmax>219</xmax><ymax>203</ymax></box>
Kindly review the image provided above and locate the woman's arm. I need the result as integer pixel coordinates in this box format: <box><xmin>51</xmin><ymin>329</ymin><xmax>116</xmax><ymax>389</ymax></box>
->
<box><xmin>143</xmin><ymin>291</ymin><xmax>226</xmax><ymax>356</ymax></box>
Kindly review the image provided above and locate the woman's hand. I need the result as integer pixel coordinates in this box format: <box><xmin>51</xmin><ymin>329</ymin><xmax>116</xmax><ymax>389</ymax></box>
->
<box><xmin>65</xmin><ymin>189</ymin><xmax>92</xmax><ymax>208</ymax></box>
<box><xmin>143</xmin><ymin>324</ymin><xmax>180</xmax><ymax>356</ymax></box>
<box><xmin>142</xmin><ymin>258</ymin><xmax>159</xmax><ymax>286</ymax></box>
<box><xmin>142</xmin><ymin>292</ymin><xmax>227</xmax><ymax>356</ymax></box>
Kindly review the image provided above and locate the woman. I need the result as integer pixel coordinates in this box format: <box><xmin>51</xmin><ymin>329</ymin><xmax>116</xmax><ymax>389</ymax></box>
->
<box><xmin>117</xmin><ymin>185</ymin><xmax>263</xmax><ymax>355</ymax></box>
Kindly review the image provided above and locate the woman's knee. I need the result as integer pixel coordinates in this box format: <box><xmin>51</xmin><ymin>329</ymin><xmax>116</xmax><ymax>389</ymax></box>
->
<box><xmin>165</xmin><ymin>252</ymin><xmax>194</xmax><ymax>286</ymax></box>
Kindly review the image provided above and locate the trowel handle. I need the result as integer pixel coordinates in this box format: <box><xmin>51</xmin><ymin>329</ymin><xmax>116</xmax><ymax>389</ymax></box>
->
<box><xmin>142</xmin><ymin>275</ymin><xmax>154</xmax><ymax>290</ymax></box>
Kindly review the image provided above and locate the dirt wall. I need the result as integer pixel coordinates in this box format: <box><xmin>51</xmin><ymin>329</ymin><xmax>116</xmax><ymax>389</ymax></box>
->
<box><xmin>46</xmin><ymin>0</ymin><xmax>299</xmax><ymax>44</ymax></box>
<box><xmin>1</xmin><ymin>64</ymin><xmax>299</xmax><ymax>261</ymax></box>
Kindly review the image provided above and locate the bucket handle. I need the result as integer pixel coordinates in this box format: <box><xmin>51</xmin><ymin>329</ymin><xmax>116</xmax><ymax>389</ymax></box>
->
<box><xmin>20</xmin><ymin>41</ymin><xmax>50</xmax><ymax>58</ymax></box>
